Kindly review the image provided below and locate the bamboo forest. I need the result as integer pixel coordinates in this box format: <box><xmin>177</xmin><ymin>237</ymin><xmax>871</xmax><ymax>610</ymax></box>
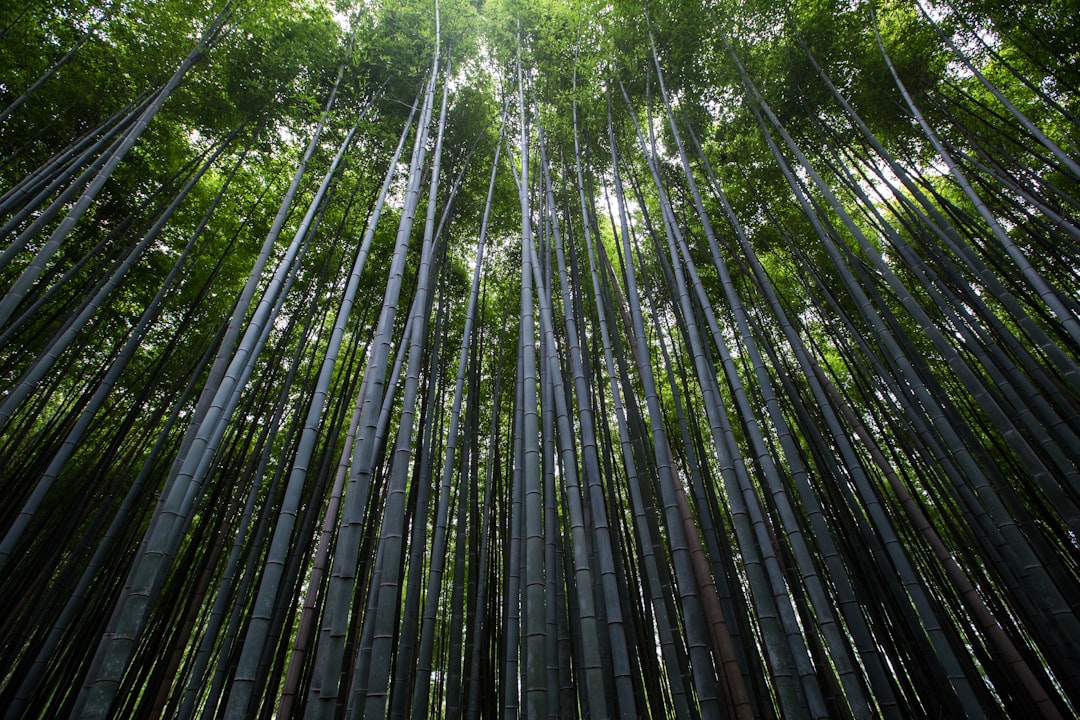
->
<box><xmin>2</xmin><ymin>0</ymin><xmax>1080</xmax><ymax>717</ymax></box>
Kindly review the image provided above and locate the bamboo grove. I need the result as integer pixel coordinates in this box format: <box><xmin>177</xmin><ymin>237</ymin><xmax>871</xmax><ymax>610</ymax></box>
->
<box><xmin>0</xmin><ymin>0</ymin><xmax>1078</xmax><ymax>717</ymax></box>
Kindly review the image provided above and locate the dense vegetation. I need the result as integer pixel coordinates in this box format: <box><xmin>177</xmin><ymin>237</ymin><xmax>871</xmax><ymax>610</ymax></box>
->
<box><xmin>1</xmin><ymin>0</ymin><xmax>1078</xmax><ymax>717</ymax></box>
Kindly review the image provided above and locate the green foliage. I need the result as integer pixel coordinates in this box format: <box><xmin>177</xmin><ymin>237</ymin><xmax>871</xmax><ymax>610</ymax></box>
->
<box><xmin>181</xmin><ymin>2</ymin><xmax>344</xmax><ymax>130</ymax></box>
